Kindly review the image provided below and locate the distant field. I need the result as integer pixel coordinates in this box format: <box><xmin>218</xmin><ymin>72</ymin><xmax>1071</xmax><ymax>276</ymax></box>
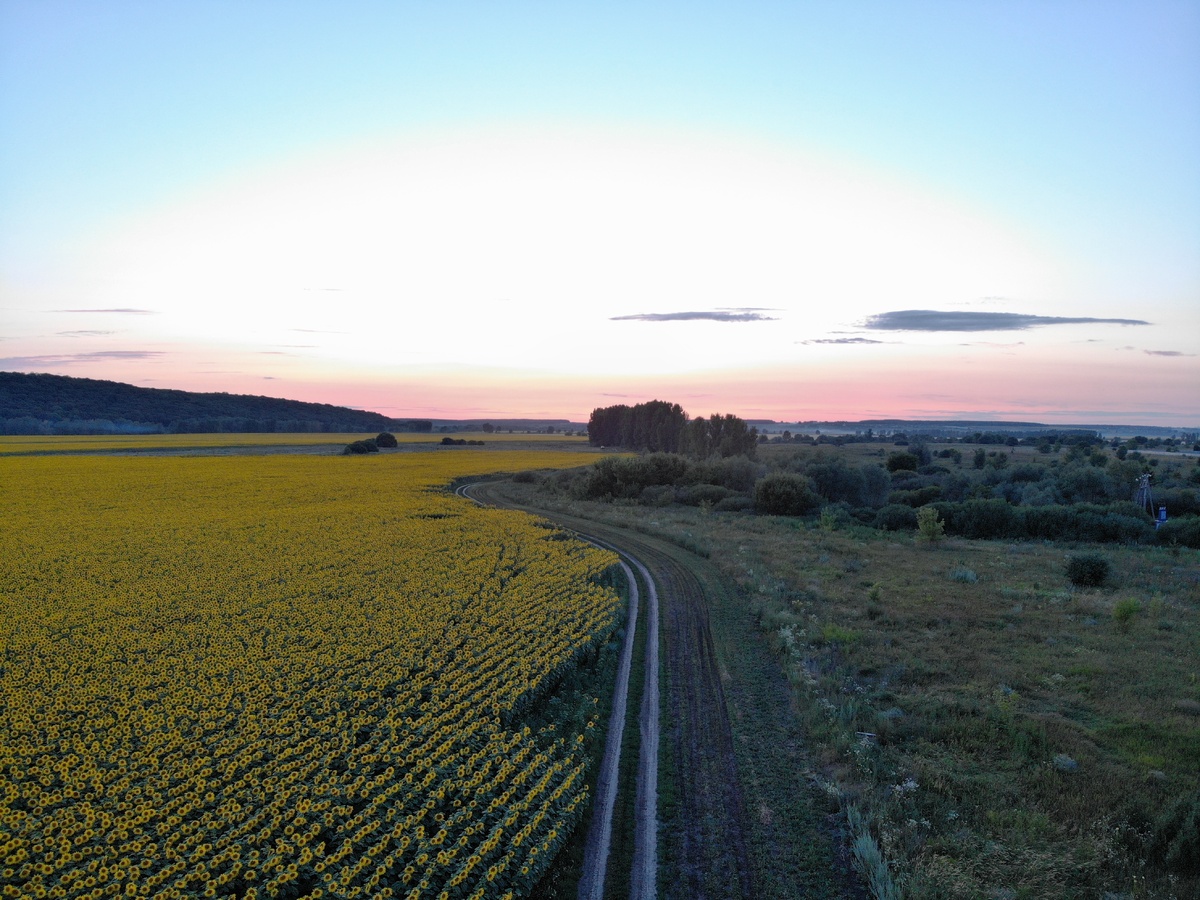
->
<box><xmin>0</xmin><ymin>449</ymin><xmax>616</xmax><ymax>900</ymax></box>
<box><xmin>0</xmin><ymin>431</ymin><xmax>588</xmax><ymax>455</ymax></box>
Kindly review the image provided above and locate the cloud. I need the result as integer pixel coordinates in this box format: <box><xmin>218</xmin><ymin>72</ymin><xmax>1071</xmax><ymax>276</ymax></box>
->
<box><xmin>0</xmin><ymin>351</ymin><xmax>164</xmax><ymax>366</ymax></box>
<box><xmin>611</xmin><ymin>308</ymin><xmax>778</xmax><ymax>323</ymax></box>
<box><xmin>57</xmin><ymin>330</ymin><xmax>116</xmax><ymax>337</ymax></box>
<box><xmin>799</xmin><ymin>337</ymin><xmax>887</xmax><ymax>345</ymax></box>
<box><xmin>55</xmin><ymin>308</ymin><xmax>157</xmax><ymax>315</ymax></box>
<box><xmin>1145</xmin><ymin>349</ymin><xmax>1193</xmax><ymax>357</ymax></box>
<box><xmin>956</xmin><ymin>341</ymin><xmax>1026</xmax><ymax>348</ymax></box>
<box><xmin>863</xmin><ymin>310</ymin><xmax>1150</xmax><ymax>332</ymax></box>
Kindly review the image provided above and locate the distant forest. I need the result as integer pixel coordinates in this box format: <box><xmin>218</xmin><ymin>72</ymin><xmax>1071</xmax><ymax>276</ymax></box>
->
<box><xmin>0</xmin><ymin>372</ymin><xmax>434</xmax><ymax>435</ymax></box>
<box><xmin>587</xmin><ymin>399</ymin><xmax>758</xmax><ymax>457</ymax></box>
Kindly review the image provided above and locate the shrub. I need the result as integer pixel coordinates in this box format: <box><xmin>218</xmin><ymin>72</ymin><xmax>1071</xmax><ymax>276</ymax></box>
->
<box><xmin>947</xmin><ymin>566</ymin><xmax>977</xmax><ymax>583</ymax></box>
<box><xmin>511</xmin><ymin>470</ymin><xmax>537</xmax><ymax>484</ymax></box>
<box><xmin>1066</xmin><ymin>552</ymin><xmax>1110</xmax><ymax>587</ymax></box>
<box><xmin>886</xmin><ymin>451</ymin><xmax>919</xmax><ymax>472</ymax></box>
<box><xmin>1020</xmin><ymin>504</ymin><xmax>1078</xmax><ymax>540</ymax></box>
<box><xmin>1157</xmin><ymin>488</ymin><xmax>1200</xmax><ymax>517</ymax></box>
<box><xmin>915</xmin><ymin>505</ymin><xmax>945</xmax><ymax>544</ymax></box>
<box><xmin>678</xmin><ymin>484</ymin><xmax>733</xmax><ymax>507</ymax></box>
<box><xmin>713</xmin><ymin>495</ymin><xmax>754</xmax><ymax>513</ymax></box>
<box><xmin>888</xmin><ymin>485</ymin><xmax>942</xmax><ymax>507</ymax></box>
<box><xmin>375</xmin><ymin>432</ymin><xmax>398</xmax><ymax>448</ymax></box>
<box><xmin>1112</xmin><ymin>597</ymin><xmax>1140</xmax><ymax>630</ymax></box>
<box><xmin>1156</xmin><ymin>516</ymin><xmax>1200</xmax><ymax>549</ymax></box>
<box><xmin>343</xmin><ymin>438</ymin><xmax>379</xmax><ymax>455</ymax></box>
<box><xmin>806</xmin><ymin>459</ymin><xmax>865</xmax><ymax>505</ymax></box>
<box><xmin>754</xmin><ymin>473</ymin><xmax>821</xmax><ymax>516</ymax></box>
<box><xmin>946</xmin><ymin>498</ymin><xmax>1021</xmax><ymax>539</ymax></box>
<box><xmin>874</xmin><ymin>504</ymin><xmax>918</xmax><ymax>531</ymax></box>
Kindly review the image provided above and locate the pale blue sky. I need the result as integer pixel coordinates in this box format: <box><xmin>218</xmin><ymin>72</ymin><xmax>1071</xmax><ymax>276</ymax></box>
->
<box><xmin>2</xmin><ymin>1</ymin><xmax>1198</xmax><ymax>423</ymax></box>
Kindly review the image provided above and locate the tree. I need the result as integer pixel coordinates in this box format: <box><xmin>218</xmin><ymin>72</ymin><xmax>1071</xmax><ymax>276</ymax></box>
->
<box><xmin>587</xmin><ymin>400</ymin><xmax>754</xmax><ymax>458</ymax></box>
<box><xmin>886</xmin><ymin>451</ymin><xmax>919</xmax><ymax>473</ymax></box>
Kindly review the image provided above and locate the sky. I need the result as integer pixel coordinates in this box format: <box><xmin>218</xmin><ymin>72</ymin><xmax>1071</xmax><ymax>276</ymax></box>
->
<box><xmin>2</xmin><ymin>1</ymin><xmax>1198</xmax><ymax>425</ymax></box>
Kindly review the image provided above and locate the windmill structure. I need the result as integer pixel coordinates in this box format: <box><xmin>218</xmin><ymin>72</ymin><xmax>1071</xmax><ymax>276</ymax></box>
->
<box><xmin>1134</xmin><ymin>473</ymin><xmax>1168</xmax><ymax>528</ymax></box>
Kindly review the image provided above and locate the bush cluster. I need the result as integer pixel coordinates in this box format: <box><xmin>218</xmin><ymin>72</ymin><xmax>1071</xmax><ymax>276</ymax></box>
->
<box><xmin>565</xmin><ymin>441</ymin><xmax>1200</xmax><ymax>548</ymax></box>
<box><xmin>1066</xmin><ymin>552</ymin><xmax>1111</xmax><ymax>587</ymax></box>
<box><xmin>577</xmin><ymin>453</ymin><xmax>758</xmax><ymax>504</ymax></box>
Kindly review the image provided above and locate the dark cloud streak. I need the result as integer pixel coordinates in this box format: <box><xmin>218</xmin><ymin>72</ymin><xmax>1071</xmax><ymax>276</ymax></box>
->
<box><xmin>864</xmin><ymin>310</ymin><xmax>1149</xmax><ymax>332</ymax></box>
<box><xmin>800</xmin><ymin>337</ymin><xmax>887</xmax><ymax>345</ymax></box>
<box><xmin>612</xmin><ymin>308</ymin><xmax>778</xmax><ymax>323</ymax></box>
<box><xmin>0</xmin><ymin>351</ymin><xmax>164</xmax><ymax>366</ymax></box>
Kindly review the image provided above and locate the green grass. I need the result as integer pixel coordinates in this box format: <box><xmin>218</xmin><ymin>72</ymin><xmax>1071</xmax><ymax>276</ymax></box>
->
<box><xmin>522</xmin><ymin>480</ymin><xmax>1200</xmax><ymax>898</ymax></box>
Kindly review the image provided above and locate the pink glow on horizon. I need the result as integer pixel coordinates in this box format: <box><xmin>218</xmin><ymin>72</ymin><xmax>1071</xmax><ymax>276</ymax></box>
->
<box><xmin>78</xmin><ymin>346</ymin><xmax>1193</xmax><ymax>427</ymax></box>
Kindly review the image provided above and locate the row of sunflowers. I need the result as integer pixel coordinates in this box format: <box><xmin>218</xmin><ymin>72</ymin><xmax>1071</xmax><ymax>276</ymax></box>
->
<box><xmin>1</xmin><ymin>449</ymin><xmax>619</xmax><ymax>899</ymax></box>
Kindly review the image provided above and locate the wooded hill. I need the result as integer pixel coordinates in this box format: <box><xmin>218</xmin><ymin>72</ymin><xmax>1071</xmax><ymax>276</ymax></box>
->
<box><xmin>0</xmin><ymin>372</ymin><xmax>419</xmax><ymax>434</ymax></box>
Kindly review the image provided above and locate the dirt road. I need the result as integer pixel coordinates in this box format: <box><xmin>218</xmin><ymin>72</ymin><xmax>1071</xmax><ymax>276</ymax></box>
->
<box><xmin>464</xmin><ymin>482</ymin><xmax>754</xmax><ymax>900</ymax></box>
<box><xmin>577</xmin><ymin>559</ymin><xmax>643</xmax><ymax>900</ymax></box>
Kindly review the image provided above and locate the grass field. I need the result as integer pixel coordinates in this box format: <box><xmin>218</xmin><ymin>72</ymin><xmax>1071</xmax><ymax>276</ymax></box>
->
<box><xmin>519</xmin><ymin>461</ymin><xmax>1200</xmax><ymax>899</ymax></box>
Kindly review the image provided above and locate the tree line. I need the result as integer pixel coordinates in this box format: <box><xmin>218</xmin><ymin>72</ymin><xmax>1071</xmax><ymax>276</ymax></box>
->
<box><xmin>0</xmin><ymin>372</ymin><xmax>435</xmax><ymax>435</ymax></box>
<box><xmin>587</xmin><ymin>400</ymin><xmax>758</xmax><ymax>458</ymax></box>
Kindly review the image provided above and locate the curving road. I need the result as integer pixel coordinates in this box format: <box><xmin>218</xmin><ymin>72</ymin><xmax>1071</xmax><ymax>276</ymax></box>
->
<box><xmin>460</xmin><ymin>480</ymin><xmax>755</xmax><ymax>900</ymax></box>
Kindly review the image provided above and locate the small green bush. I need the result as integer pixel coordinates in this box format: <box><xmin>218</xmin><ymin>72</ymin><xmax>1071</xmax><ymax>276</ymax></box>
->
<box><xmin>343</xmin><ymin>438</ymin><xmax>379</xmax><ymax>455</ymax></box>
<box><xmin>1066</xmin><ymin>552</ymin><xmax>1110</xmax><ymax>587</ymax></box>
<box><xmin>1112</xmin><ymin>597</ymin><xmax>1140</xmax><ymax>630</ymax></box>
<box><xmin>375</xmin><ymin>431</ymin><xmax>398</xmax><ymax>448</ymax></box>
<box><xmin>915</xmin><ymin>505</ymin><xmax>945</xmax><ymax>544</ymax></box>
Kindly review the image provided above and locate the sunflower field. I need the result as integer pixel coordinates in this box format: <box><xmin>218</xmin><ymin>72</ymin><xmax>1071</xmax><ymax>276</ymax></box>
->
<box><xmin>0</xmin><ymin>449</ymin><xmax>619</xmax><ymax>900</ymax></box>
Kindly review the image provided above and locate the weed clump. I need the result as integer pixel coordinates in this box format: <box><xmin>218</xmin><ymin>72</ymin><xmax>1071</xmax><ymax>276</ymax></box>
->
<box><xmin>1066</xmin><ymin>552</ymin><xmax>1111</xmax><ymax>587</ymax></box>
